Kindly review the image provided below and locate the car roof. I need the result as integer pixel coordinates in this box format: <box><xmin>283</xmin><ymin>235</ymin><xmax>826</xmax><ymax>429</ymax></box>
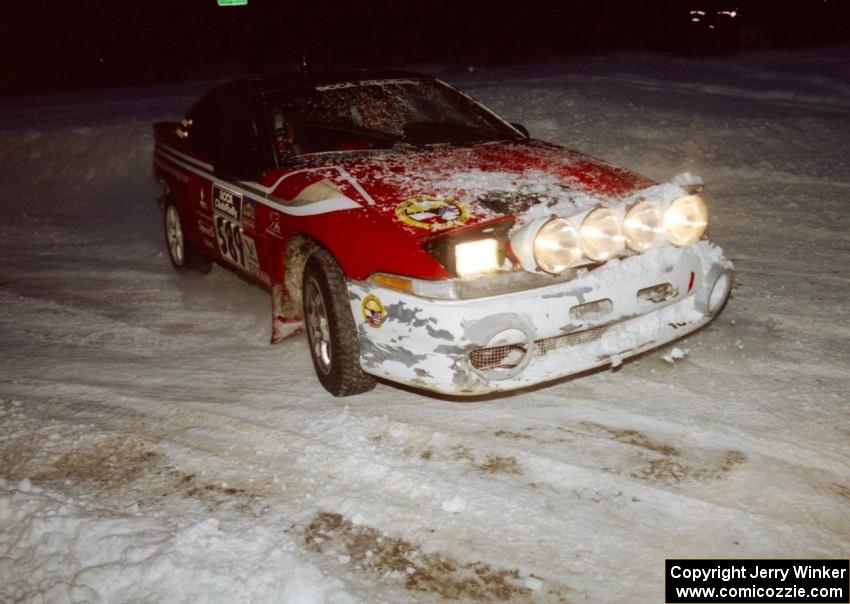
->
<box><xmin>230</xmin><ymin>69</ymin><xmax>434</xmax><ymax>96</ymax></box>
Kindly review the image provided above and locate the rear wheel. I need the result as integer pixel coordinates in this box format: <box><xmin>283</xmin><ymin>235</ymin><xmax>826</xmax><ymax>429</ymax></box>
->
<box><xmin>303</xmin><ymin>249</ymin><xmax>376</xmax><ymax>396</ymax></box>
<box><xmin>164</xmin><ymin>203</ymin><xmax>212</xmax><ymax>274</ymax></box>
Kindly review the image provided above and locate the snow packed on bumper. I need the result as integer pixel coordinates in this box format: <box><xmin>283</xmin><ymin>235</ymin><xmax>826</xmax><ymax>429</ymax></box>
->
<box><xmin>349</xmin><ymin>240</ymin><xmax>732</xmax><ymax>394</ymax></box>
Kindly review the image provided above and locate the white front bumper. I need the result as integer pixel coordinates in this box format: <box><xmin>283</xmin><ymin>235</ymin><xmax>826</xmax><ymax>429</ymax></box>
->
<box><xmin>348</xmin><ymin>241</ymin><xmax>732</xmax><ymax>395</ymax></box>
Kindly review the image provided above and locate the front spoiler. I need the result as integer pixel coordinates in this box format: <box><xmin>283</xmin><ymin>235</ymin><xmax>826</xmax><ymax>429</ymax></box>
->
<box><xmin>347</xmin><ymin>241</ymin><xmax>732</xmax><ymax>396</ymax></box>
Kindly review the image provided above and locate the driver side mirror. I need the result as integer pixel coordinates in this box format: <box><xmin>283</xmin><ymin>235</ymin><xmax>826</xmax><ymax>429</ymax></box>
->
<box><xmin>510</xmin><ymin>122</ymin><xmax>530</xmax><ymax>138</ymax></box>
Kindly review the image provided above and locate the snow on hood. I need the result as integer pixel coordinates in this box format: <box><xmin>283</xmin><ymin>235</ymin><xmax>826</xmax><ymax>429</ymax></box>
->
<box><xmin>334</xmin><ymin>140</ymin><xmax>656</xmax><ymax>237</ymax></box>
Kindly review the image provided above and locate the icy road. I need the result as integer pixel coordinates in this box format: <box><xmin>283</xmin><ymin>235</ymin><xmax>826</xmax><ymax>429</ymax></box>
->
<box><xmin>1</xmin><ymin>49</ymin><xmax>849</xmax><ymax>603</ymax></box>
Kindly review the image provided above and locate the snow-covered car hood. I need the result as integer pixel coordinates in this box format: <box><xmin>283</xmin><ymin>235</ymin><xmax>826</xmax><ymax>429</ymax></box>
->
<box><xmin>304</xmin><ymin>140</ymin><xmax>654</xmax><ymax>239</ymax></box>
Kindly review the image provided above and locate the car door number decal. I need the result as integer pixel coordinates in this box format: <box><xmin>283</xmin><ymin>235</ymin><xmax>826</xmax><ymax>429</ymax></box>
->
<box><xmin>215</xmin><ymin>215</ymin><xmax>246</xmax><ymax>268</ymax></box>
<box><xmin>211</xmin><ymin>184</ymin><xmax>256</xmax><ymax>273</ymax></box>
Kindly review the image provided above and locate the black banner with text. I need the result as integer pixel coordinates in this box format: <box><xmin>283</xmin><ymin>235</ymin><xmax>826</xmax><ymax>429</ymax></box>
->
<box><xmin>666</xmin><ymin>559</ymin><xmax>849</xmax><ymax>603</ymax></box>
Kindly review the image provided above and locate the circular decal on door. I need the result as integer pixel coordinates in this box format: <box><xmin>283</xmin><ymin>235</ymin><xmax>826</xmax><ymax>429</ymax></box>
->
<box><xmin>395</xmin><ymin>198</ymin><xmax>470</xmax><ymax>230</ymax></box>
<box><xmin>361</xmin><ymin>294</ymin><xmax>386</xmax><ymax>328</ymax></box>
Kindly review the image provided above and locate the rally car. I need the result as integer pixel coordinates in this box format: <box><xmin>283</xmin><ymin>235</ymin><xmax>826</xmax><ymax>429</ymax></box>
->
<box><xmin>153</xmin><ymin>70</ymin><xmax>733</xmax><ymax>396</ymax></box>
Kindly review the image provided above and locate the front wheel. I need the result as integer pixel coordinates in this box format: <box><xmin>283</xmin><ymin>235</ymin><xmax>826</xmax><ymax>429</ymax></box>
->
<box><xmin>164</xmin><ymin>203</ymin><xmax>212</xmax><ymax>274</ymax></box>
<box><xmin>303</xmin><ymin>249</ymin><xmax>376</xmax><ymax>396</ymax></box>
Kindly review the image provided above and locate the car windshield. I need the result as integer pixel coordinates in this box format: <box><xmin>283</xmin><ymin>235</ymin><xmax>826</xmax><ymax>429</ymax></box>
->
<box><xmin>266</xmin><ymin>78</ymin><xmax>520</xmax><ymax>161</ymax></box>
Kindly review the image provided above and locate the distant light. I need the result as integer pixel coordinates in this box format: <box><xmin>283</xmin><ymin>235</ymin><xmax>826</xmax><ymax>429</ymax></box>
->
<box><xmin>690</xmin><ymin>10</ymin><xmax>706</xmax><ymax>15</ymax></box>
<box><xmin>692</xmin><ymin>17</ymin><xmax>700</xmax><ymax>22</ymax></box>
<box><xmin>217</xmin><ymin>0</ymin><xmax>247</xmax><ymax>5</ymax></box>
<box><xmin>718</xmin><ymin>10</ymin><xmax>737</xmax><ymax>17</ymax></box>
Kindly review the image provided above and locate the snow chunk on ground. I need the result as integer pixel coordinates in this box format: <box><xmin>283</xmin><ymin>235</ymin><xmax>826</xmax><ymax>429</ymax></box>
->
<box><xmin>441</xmin><ymin>496</ymin><xmax>467</xmax><ymax>514</ymax></box>
<box><xmin>662</xmin><ymin>347</ymin><xmax>688</xmax><ymax>364</ymax></box>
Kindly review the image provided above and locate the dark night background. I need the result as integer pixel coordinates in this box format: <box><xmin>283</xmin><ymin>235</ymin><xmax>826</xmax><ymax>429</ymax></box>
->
<box><xmin>3</xmin><ymin>0</ymin><xmax>850</xmax><ymax>97</ymax></box>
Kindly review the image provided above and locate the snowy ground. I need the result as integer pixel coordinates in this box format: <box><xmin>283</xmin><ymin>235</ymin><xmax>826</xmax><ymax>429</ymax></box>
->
<box><xmin>1</xmin><ymin>48</ymin><xmax>849</xmax><ymax>603</ymax></box>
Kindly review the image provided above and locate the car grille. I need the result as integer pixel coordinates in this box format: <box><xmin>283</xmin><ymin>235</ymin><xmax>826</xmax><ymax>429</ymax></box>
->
<box><xmin>468</xmin><ymin>324</ymin><xmax>611</xmax><ymax>371</ymax></box>
<box><xmin>534</xmin><ymin>324</ymin><xmax>610</xmax><ymax>354</ymax></box>
<box><xmin>468</xmin><ymin>344</ymin><xmax>527</xmax><ymax>371</ymax></box>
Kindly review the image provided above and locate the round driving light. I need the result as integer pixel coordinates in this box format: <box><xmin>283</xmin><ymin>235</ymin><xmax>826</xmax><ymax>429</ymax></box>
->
<box><xmin>580</xmin><ymin>208</ymin><xmax>624</xmax><ymax>261</ymax></box>
<box><xmin>624</xmin><ymin>201</ymin><xmax>664</xmax><ymax>252</ymax></box>
<box><xmin>533</xmin><ymin>218</ymin><xmax>582</xmax><ymax>274</ymax></box>
<box><xmin>708</xmin><ymin>271</ymin><xmax>732</xmax><ymax>314</ymax></box>
<box><xmin>664</xmin><ymin>195</ymin><xmax>708</xmax><ymax>246</ymax></box>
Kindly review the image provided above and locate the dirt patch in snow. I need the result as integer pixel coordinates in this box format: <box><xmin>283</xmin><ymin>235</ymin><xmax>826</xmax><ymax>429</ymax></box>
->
<box><xmin>182</xmin><ymin>474</ymin><xmax>261</xmax><ymax>512</ymax></box>
<box><xmin>630</xmin><ymin>449</ymin><xmax>747</xmax><ymax>485</ymax></box>
<box><xmin>7</xmin><ymin>430</ymin><xmax>265</xmax><ymax>513</ymax></box>
<box><xmin>36</xmin><ymin>437</ymin><xmax>159</xmax><ymax>485</ymax></box>
<box><xmin>831</xmin><ymin>483</ymin><xmax>850</xmax><ymax>503</ymax></box>
<box><xmin>580</xmin><ymin>422</ymin><xmax>680</xmax><ymax>457</ymax></box>
<box><xmin>134</xmin><ymin>469</ymin><xmax>264</xmax><ymax>514</ymax></box>
<box><xmin>580</xmin><ymin>422</ymin><xmax>746</xmax><ymax>485</ymax></box>
<box><xmin>451</xmin><ymin>445</ymin><xmax>524</xmax><ymax>476</ymax></box>
<box><xmin>304</xmin><ymin>512</ymin><xmax>556</xmax><ymax>602</ymax></box>
<box><xmin>493</xmin><ymin>430</ymin><xmax>533</xmax><ymax>440</ymax></box>
<box><xmin>479</xmin><ymin>455</ymin><xmax>523</xmax><ymax>475</ymax></box>
<box><xmin>453</xmin><ymin>445</ymin><xmax>476</xmax><ymax>462</ymax></box>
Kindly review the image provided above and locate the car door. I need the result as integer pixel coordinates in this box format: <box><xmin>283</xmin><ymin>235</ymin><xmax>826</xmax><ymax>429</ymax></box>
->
<box><xmin>206</xmin><ymin>87</ymin><xmax>274</xmax><ymax>280</ymax></box>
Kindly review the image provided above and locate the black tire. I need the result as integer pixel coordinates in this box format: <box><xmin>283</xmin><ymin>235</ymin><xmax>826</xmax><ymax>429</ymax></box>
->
<box><xmin>164</xmin><ymin>203</ymin><xmax>212</xmax><ymax>274</ymax></box>
<box><xmin>302</xmin><ymin>249</ymin><xmax>376</xmax><ymax>396</ymax></box>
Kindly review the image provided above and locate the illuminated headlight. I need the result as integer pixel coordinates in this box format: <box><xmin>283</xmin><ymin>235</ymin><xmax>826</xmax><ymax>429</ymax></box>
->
<box><xmin>580</xmin><ymin>208</ymin><xmax>624</xmax><ymax>261</ymax></box>
<box><xmin>664</xmin><ymin>195</ymin><xmax>708</xmax><ymax>246</ymax></box>
<box><xmin>533</xmin><ymin>218</ymin><xmax>582</xmax><ymax>274</ymax></box>
<box><xmin>624</xmin><ymin>200</ymin><xmax>665</xmax><ymax>252</ymax></box>
<box><xmin>455</xmin><ymin>238</ymin><xmax>499</xmax><ymax>277</ymax></box>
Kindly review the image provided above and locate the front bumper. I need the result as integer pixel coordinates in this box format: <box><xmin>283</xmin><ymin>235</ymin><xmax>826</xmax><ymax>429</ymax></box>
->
<box><xmin>348</xmin><ymin>240</ymin><xmax>733</xmax><ymax>395</ymax></box>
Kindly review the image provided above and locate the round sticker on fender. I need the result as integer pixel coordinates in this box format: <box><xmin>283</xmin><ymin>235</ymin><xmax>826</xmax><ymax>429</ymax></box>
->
<box><xmin>361</xmin><ymin>294</ymin><xmax>386</xmax><ymax>327</ymax></box>
<box><xmin>395</xmin><ymin>198</ymin><xmax>470</xmax><ymax>230</ymax></box>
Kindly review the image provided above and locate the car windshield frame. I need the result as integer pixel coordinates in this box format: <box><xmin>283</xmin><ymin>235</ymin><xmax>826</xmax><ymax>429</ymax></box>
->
<box><xmin>263</xmin><ymin>77</ymin><xmax>521</xmax><ymax>164</ymax></box>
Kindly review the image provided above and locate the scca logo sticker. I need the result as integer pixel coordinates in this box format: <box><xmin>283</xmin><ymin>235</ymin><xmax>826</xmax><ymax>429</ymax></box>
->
<box><xmin>361</xmin><ymin>294</ymin><xmax>386</xmax><ymax>328</ymax></box>
<box><xmin>395</xmin><ymin>198</ymin><xmax>470</xmax><ymax>230</ymax></box>
<box><xmin>213</xmin><ymin>185</ymin><xmax>242</xmax><ymax>221</ymax></box>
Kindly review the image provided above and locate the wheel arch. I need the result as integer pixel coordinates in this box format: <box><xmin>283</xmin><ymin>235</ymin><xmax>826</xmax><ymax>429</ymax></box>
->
<box><xmin>279</xmin><ymin>232</ymin><xmax>325</xmax><ymax>312</ymax></box>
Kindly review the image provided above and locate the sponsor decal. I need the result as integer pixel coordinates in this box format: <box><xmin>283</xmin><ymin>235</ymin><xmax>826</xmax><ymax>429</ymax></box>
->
<box><xmin>266</xmin><ymin>211</ymin><xmax>283</xmax><ymax>238</ymax></box>
<box><xmin>395</xmin><ymin>198</ymin><xmax>470</xmax><ymax>230</ymax></box>
<box><xmin>243</xmin><ymin>234</ymin><xmax>260</xmax><ymax>274</ymax></box>
<box><xmin>242</xmin><ymin>200</ymin><xmax>256</xmax><ymax>230</ymax></box>
<box><xmin>213</xmin><ymin>184</ymin><xmax>242</xmax><ymax>221</ymax></box>
<box><xmin>316</xmin><ymin>79</ymin><xmax>420</xmax><ymax>91</ymax></box>
<box><xmin>197</xmin><ymin>220</ymin><xmax>215</xmax><ymax>239</ymax></box>
<box><xmin>361</xmin><ymin>294</ymin><xmax>386</xmax><ymax>328</ymax></box>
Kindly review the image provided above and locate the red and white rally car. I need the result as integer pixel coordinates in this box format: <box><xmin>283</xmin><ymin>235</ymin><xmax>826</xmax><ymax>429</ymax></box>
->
<box><xmin>153</xmin><ymin>70</ymin><xmax>733</xmax><ymax>396</ymax></box>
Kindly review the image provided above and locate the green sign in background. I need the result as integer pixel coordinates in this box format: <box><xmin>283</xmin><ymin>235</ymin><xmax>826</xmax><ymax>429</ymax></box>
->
<box><xmin>217</xmin><ymin>0</ymin><xmax>247</xmax><ymax>6</ymax></box>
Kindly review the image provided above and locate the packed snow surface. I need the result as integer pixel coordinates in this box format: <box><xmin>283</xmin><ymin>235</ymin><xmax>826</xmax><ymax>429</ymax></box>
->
<box><xmin>2</xmin><ymin>48</ymin><xmax>850</xmax><ymax>602</ymax></box>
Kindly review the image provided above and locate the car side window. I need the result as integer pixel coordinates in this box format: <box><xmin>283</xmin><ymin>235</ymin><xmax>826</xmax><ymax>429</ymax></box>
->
<box><xmin>184</xmin><ymin>87</ymin><xmax>274</xmax><ymax>178</ymax></box>
<box><xmin>213</xmin><ymin>89</ymin><xmax>274</xmax><ymax>178</ymax></box>
<box><xmin>183</xmin><ymin>91</ymin><xmax>221</xmax><ymax>159</ymax></box>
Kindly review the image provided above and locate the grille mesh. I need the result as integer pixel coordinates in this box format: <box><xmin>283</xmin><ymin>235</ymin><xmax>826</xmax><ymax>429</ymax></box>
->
<box><xmin>534</xmin><ymin>324</ymin><xmax>610</xmax><ymax>354</ymax></box>
<box><xmin>468</xmin><ymin>344</ymin><xmax>527</xmax><ymax>371</ymax></box>
<box><xmin>468</xmin><ymin>324</ymin><xmax>611</xmax><ymax>371</ymax></box>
